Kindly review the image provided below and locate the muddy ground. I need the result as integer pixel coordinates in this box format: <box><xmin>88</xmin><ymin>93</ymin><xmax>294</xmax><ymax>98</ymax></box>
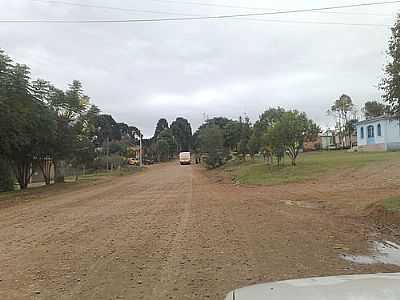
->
<box><xmin>0</xmin><ymin>161</ymin><xmax>400</xmax><ymax>299</ymax></box>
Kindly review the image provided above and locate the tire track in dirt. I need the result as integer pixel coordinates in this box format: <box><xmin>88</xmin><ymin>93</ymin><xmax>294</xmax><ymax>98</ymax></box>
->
<box><xmin>150</xmin><ymin>167</ymin><xmax>193</xmax><ymax>299</ymax></box>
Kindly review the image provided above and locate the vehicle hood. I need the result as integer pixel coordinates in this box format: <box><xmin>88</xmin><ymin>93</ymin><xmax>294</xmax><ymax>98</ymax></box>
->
<box><xmin>225</xmin><ymin>273</ymin><xmax>400</xmax><ymax>300</ymax></box>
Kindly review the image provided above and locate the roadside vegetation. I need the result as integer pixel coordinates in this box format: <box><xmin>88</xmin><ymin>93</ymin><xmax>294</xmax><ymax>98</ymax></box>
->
<box><xmin>0</xmin><ymin>49</ymin><xmax>194</xmax><ymax>192</ymax></box>
<box><xmin>384</xmin><ymin>196</ymin><xmax>400</xmax><ymax>213</ymax></box>
<box><xmin>194</xmin><ymin>15</ymin><xmax>400</xmax><ymax>177</ymax></box>
<box><xmin>0</xmin><ymin>49</ymin><xmax>147</xmax><ymax>191</ymax></box>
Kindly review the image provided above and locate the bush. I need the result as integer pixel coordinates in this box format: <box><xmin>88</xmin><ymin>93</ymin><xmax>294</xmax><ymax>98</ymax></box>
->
<box><xmin>0</xmin><ymin>159</ymin><xmax>15</xmax><ymax>192</ymax></box>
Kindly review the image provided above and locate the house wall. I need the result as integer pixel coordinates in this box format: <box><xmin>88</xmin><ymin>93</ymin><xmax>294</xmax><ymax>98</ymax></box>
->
<box><xmin>357</xmin><ymin>120</ymin><xmax>385</xmax><ymax>145</ymax></box>
<box><xmin>357</xmin><ymin>119</ymin><xmax>400</xmax><ymax>151</ymax></box>
<box><xmin>385</xmin><ymin>119</ymin><xmax>400</xmax><ymax>151</ymax></box>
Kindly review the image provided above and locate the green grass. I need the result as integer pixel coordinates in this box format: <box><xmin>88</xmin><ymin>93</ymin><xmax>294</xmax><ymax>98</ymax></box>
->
<box><xmin>224</xmin><ymin>151</ymin><xmax>400</xmax><ymax>186</ymax></box>
<box><xmin>383</xmin><ymin>196</ymin><xmax>400</xmax><ymax>213</ymax></box>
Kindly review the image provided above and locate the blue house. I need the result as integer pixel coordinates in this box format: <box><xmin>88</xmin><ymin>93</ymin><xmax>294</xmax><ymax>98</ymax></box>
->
<box><xmin>356</xmin><ymin>116</ymin><xmax>400</xmax><ymax>151</ymax></box>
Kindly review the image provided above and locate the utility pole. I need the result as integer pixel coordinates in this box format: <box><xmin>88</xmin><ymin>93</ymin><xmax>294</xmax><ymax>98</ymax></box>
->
<box><xmin>139</xmin><ymin>133</ymin><xmax>143</xmax><ymax>167</ymax></box>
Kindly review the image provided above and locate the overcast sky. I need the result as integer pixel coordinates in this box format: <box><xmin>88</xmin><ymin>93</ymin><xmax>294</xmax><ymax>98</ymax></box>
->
<box><xmin>1</xmin><ymin>0</ymin><xmax>399</xmax><ymax>136</ymax></box>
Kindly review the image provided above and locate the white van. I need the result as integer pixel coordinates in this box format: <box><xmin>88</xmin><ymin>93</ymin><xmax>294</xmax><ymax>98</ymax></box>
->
<box><xmin>179</xmin><ymin>152</ymin><xmax>191</xmax><ymax>165</ymax></box>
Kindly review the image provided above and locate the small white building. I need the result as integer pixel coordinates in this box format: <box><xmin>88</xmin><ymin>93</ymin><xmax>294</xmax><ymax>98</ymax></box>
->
<box><xmin>356</xmin><ymin>116</ymin><xmax>400</xmax><ymax>151</ymax></box>
<box><xmin>319</xmin><ymin>129</ymin><xmax>336</xmax><ymax>150</ymax></box>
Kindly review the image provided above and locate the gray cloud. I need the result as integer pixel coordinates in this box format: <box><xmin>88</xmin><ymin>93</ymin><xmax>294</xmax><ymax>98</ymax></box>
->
<box><xmin>1</xmin><ymin>0</ymin><xmax>398</xmax><ymax>136</ymax></box>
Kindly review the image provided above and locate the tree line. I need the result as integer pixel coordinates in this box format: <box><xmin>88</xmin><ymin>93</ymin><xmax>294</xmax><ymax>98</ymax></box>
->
<box><xmin>142</xmin><ymin>117</ymin><xmax>193</xmax><ymax>162</ymax></box>
<box><xmin>0</xmin><ymin>49</ymin><xmax>142</xmax><ymax>191</ymax></box>
<box><xmin>193</xmin><ymin>109</ymin><xmax>319</xmax><ymax>168</ymax></box>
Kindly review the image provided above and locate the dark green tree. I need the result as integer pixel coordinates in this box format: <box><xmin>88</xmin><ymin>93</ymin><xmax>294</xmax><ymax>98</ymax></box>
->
<box><xmin>157</xmin><ymin>128</ymin><xmax>176</xmax><ymax>160</ymax></box>
<box><xmin>153</xmin><ymin>118</ymin><xmax>169</xmax><ymax>139</ymax></box>
<box><xmin>248</xmin><ymin>131</ymin><xmax>260</xmax><ymax>160</ymax></box>
<box><xmin>0</xmin><ymin>158</ymin><xmax>14</xmax><ymax>192</ymax></box>
<box><xmin>156</xmin><ymin>139</ymin><xmax>170</xmax><ymax>162</ymax></box>
<box><xmin>381</xmin><ymin>14</ymin><xmax>400</xmax><ymax>115</ymax></box>
<box><xmin>199</xmin><ymin>126</ymin><xmax>225</xmax><ymax>169</ymax></box>
<box><xmin>364</xmin><ymin>101</ymin><xmax>389</xmax><ymax>119</ymax></box>
<box><xmin>171</xmin><ymin>117</ymin><xmax>192</xmax><ymax>152</ymax></box>
<box><xmin>0</xmin><ymin>62</ymin><xmax>56</xmax><ymax>189</ymax></box>
<box><xmin>222</xmin><ymin>120</ymin><xmax>241</xmax><ymax>151</ymax></box>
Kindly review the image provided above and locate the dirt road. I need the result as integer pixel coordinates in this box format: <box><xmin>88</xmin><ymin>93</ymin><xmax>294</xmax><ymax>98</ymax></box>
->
<box><xmin>0</xmin><ymin>162</ymin><xmax>399</xmax><ymax>299</ymax></box>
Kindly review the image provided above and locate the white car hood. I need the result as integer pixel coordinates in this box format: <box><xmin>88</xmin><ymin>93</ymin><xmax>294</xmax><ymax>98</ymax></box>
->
<box><xmin>225</xmin><ymin>273</ymin><xmax>400</xmax><ymax>300</ymax></box>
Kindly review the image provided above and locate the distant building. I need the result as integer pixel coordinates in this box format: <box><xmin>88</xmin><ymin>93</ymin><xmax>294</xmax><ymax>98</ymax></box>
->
<box><xmin>356</xmin><ymin>116</ymin><xmax>400</xmax><ymax>151</ymax></box>
<box><xmin>319</xmin><ymin>129</ymin><xmax>336</xmax><ymax>150</ymax></box>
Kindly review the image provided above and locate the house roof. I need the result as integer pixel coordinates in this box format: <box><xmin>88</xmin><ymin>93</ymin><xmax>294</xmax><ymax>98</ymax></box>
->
<box><xmin>356</xmin><ymin>116</ymin><xmax>396</xmax><ymax>126</ymax></box>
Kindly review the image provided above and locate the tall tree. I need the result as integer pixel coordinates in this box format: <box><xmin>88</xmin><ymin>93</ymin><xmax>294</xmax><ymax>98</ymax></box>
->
<box><xmin>171</xmin><ymin>117</ymin><xmax>192</xmax><ymax>152</ymax></box>
<box><xmin>222</xmin><ymin>120</ymin><xmax>241</xmax><ymax>151</ymax></box>
<box><xmin>153</xmin><ymin>118</ymin><xmax>169</xmax><ymax>139</ymax></box>
<box><xmin>381</xmin><ymin>14</ymin><xmax>400</xmax><ymax>115</ymax></box>
<box><xmin>364</xmin><ymin>101</ymin><xmax>388</xmax><ymax>119</ymax></box>
<box><xmin>0</xmin><ymin>158</ymin><xmax>14</xmax><ymax>192</ymax></box>
<box><xmin>248</xmin><ymin>131</ymin><xmax>260</xmax><ymax>160</ymax></box>
<box><xmin>0</xmin><ymin>62</ymin><xmax>56</xmax><ymax>189</ymax></box>
<box><xmin>34</xmin><ymin>80</ymin><xmax>90</xmax><ymax>183</ymax></box>
<box><xmin>329</xmin><ymin>94</ymin><xmax>354</xmax><ymax>148</ymax></box>
<box><xmin>95</xmin><ymin>114</ymin><xmax>121</xmax><ymax>170</ymax></box>
<box><xmin>157</xmin><ymin>128</ymin><xmax>176</xmax><ymax>160</ymax></box>
<box><xmin>199</xmin><ymin>126</ymin><xmax>225</xmax><ymax>169</ymax></box>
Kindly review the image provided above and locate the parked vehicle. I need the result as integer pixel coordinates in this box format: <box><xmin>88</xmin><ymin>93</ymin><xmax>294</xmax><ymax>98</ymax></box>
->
<box><xmin>128</xmin><ymin>158</ymin><xmax>139</xmax><ymax>166</ymax></box>
<box><xmin>179</xmin><ymin>152</ymin><xmax>191</xmax><ymax>165</ymax></box>
<box><xmin>225</xmin><ymin>273</ymin><xmax>400</xmax><ymax>300</ymax></box>
<box><xmin>143</xmin><ymin>159</ymin><xmax>154</xmax><ymax>165</ymax></box>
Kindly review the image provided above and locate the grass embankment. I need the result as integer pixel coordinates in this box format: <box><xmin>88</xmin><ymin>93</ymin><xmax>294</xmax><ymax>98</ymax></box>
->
<box><xmin>383</xmin><ymin>196</ymin><xmax>400</xmax><ymax>213</ymax></box>
<box><xmin>224</xmin><ymin>151</ymin><xmax>400</xmax><ymax>186</ymax></box>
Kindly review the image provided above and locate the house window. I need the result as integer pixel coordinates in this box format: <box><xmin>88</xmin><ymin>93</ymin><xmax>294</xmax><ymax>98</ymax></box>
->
<box><xmin>367</xmin><ymin>125</ymin><xmax>374</xmax><ymax>138</ymax></box>
<box><xmin>377</xmin><ymin>124</ymin><xmax>382</xmax><ymax>136</ymax></box>
<box><xmin>360</xmin><ymin>127</ymin><xmax>364</xmax><ymax>139</ymax></box>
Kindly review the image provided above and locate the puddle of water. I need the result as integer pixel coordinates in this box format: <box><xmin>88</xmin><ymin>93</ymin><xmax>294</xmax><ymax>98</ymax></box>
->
<box><xmin>341</xmin><ymin>241</ymin><xmax>400</xmax><ymax>266</ymax></box>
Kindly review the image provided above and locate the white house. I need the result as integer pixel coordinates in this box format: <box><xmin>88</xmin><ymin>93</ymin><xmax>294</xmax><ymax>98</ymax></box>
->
<box><xmin>356</xmin><ymin>116</ymin><xmax>400</xmax><ymax>151</ymax></box>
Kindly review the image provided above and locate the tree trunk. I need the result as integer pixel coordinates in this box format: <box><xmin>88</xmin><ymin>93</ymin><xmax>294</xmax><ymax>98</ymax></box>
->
<box><xmin>15</xmin><ymin>160</ymin><xmax>32</xmax><ymax>190</ymax></box>
<box><xmin>287</xmin><ymin>146</ymin><xmax>299</xmax><ymax>167</ymax></box>
<box><xmin>38</xmin><ymin>159</ymin><xmax>52</xmax><ymax>185</ymax></box>
<box><xmin>54</xmin><ymin>160</ymin><xmax>65</xmax><ymax>183</ymax></box>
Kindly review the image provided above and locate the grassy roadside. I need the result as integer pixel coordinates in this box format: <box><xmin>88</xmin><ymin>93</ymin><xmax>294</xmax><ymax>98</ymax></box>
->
<box><xmin>0</xmin><ymin>167</ymin><xmax>144</xmax><ymax>202</ymax></box>
<box><xmin>223</xmin><ymin>151</ymin><xmax>400</xmax><ymax>186</ymax></box>
<box><xmin>384</xmin><ymin>196</ymin><xmax>400</xmax><ymax>213</ymax></box>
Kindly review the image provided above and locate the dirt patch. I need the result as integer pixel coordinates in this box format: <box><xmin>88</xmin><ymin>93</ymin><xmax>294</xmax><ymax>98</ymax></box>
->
<box><xmin>0</xmin><ymin>162</ymin><xmax>399</xmax><ymax>300</ymax></box>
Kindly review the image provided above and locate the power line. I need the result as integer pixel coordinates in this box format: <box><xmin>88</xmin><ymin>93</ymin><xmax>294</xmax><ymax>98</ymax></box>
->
<box><xmin>2</xmin><ymin>0</ymin><xmax>400</xmax><ymax>23</ymax></box>
<box><xmin>32</xmin><ymin>0</ymin><xmax>198</xmax><ymax>17</ymax></box>
<box><xmin>245</xmin><ymin>18</ymin><xmax>390</xmax><ymax>27</ymax></box>
<box><xmin>33</xmin><ymin>0</ymin><xmax>397</xmax><ymax>18</ymax></box>
<box><xmin>148</xmin><ymin>0</ymin><xmax>396</xmax><ymax>16</ymax></box>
